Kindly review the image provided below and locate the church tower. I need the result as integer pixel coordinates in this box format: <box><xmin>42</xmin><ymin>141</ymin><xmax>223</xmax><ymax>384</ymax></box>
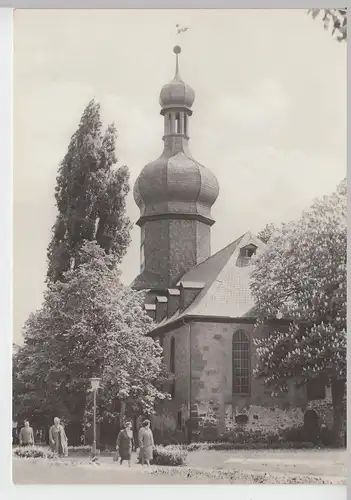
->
<box><xmin>133</xmin><ymin>46</ymin><xmax>219</xmax><ymax>291</ymax></box>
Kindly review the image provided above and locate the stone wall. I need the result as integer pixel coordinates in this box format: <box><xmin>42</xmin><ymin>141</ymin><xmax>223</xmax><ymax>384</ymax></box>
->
<box><xmin>152</xmin><ymin>320</ymin><xmax>335</xmax><ymax>443</ymax></box>
<box><xmin>141</xmin><ymin>218</ymin><xmax>211</xmax><ymax>289</ymax></box>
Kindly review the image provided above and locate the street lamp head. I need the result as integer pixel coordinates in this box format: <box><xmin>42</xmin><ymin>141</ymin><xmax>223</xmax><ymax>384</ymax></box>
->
<box><xmin>89</xmin><ymin>377</ymin><xmax>101</xmax><ymax>391</ymax></box>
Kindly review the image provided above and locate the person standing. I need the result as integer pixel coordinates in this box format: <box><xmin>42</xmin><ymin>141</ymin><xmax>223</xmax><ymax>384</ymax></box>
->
<box><xmin>116</xmin><ymin>421</ymin><xmax>134</xmax><ymax>467</ymax></box>
<box><xmin>138</xmin><ymin>420</ymin><xmax>154</xmax><ymax>466</ymax></box>
<box><xmin>19</xmin><ymin>420</ymin><xmax>34</xmax><ymax>447</ymax></box>
<box><xmin>49</xmin><ymin>417</ymin><xmax>68</xmax><ymax>456</ymax></box>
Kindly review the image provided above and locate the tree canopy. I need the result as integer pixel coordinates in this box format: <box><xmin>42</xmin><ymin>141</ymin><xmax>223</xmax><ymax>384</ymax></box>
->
<box><xmin>47</xmin><ymin>99</ymin><xmax>131</xmax><ymax>283</ymax></box>
<box><xmin>309</xmin><ymin>9</ymin><xmax>347</xmax><ymax>41</ymax></box>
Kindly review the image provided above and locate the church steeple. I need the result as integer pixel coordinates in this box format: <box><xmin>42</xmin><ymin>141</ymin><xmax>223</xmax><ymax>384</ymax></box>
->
<box><xmin>133</xmin><ymin>46</ymin><xmax>219</xmax><ymax>291</ymax></box>
<box><xmin>159</xmin><ymin>46</ymin><xmax>195</xmax><ymax>146</ymax></box>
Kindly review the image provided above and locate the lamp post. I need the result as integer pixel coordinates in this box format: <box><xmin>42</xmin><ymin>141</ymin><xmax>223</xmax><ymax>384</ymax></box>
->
<box><xmin>89</xmin><ymin>377</ymin><xmax>101</xmax><ymax>460</ymax></box>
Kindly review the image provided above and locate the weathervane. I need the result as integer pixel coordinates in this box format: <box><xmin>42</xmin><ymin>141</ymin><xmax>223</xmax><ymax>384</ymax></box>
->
<box><xmin>176</xmin><ymin>24</ymin><xmax>190</xmax><ymax>35</ymax></box>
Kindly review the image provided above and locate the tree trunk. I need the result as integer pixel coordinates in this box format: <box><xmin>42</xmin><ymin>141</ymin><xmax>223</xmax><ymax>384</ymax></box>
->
<box><xmin>119</xmin><ymin>400</ymin><xmax>126</xmax><ymax>428</ymax></box>
<box><xmin>331</xmin><ymin>378</ymin><xmax>346</xmax><ymax>447</ymax></box>
<box><xmin>66</xmin><ymin>419</ymin><xmax>83</xmax><ymax>446</ymax></box>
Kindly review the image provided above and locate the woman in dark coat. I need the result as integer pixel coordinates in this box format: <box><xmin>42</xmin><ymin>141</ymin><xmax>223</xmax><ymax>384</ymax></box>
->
<box><xmin>116</xmin><ymin>421</ymin><xmax>134</xmax><ymax>467</ymax></box>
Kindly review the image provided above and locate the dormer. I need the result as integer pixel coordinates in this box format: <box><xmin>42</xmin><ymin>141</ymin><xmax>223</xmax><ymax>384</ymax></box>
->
<box><xmin>237</xmin><ymin>243</ymin><xmax>258</xmax><ymax>267</ymax></box>
<box><xmin>178</xmin><ymin>281</ymin><xmax>205</xmax><ymax>311</ymax></box>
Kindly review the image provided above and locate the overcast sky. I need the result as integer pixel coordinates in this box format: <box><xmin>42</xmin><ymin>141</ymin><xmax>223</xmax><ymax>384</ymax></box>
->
<box><xmin>13</xmin><ymin>9</ymin><xmax>346</xmax><ymax>343</ymax></box>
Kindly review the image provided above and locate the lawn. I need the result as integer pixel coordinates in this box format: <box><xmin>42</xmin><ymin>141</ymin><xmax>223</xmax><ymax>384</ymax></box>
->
<box><xmin>187</xmin><ymin>448</ymin><xmax>346</xmax><ymax>478</ymax></box>
<box><xmin>12</xmin><ymin>448</ymin><xmax>346</xmax><ymax>485</ymax></box>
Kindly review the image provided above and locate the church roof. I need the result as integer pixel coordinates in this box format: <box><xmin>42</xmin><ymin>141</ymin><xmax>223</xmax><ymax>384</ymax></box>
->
<box><xmin>153</xmin><ymin>231</ymin><xmax>266</xmax><ymax>330</ymax></box>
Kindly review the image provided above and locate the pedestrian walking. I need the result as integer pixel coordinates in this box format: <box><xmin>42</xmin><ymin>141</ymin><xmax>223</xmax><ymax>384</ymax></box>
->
<box><xmin>116</xmin><ymin>421</ymin><xmax>134</xmax><ymax>467</ymax></box>
<box><xmin>49</xmin><ymin>417</ymin><xmax>68</xmax><ymax>456</ymax></box>
<box><xmin>138</xmin><ymin>419</ymin><xmax>154</xmax><ymax>466</ymax></box>
<box><xmin>19</xmin><ymin>420</ymin><xmax>34</xmax><ymax>447</ymax></box>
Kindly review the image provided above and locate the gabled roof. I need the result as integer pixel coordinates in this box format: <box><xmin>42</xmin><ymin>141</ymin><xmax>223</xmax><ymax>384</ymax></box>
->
<box><xmin>153</xmin><ymin>231</ymin><xmax>266</xmax><ymax>331</ymax></box>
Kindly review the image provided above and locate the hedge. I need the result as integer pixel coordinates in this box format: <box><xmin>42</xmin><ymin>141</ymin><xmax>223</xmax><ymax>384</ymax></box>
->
<box><xmin>169</xmin><ymin>441</ymin><xmax>315</xmax><ymax>452</ymax></box>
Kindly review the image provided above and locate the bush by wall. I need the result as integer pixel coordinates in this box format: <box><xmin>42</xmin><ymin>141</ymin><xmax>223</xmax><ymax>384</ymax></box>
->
<box><xmin>217</xmin><ymin>428</ymin><xmax>281</xmax><ymax>445</ymax></box>
<box><xmin>152</xmin><ymin>445</ymin><xmax>187</xmax><ymax>466</ymax></box>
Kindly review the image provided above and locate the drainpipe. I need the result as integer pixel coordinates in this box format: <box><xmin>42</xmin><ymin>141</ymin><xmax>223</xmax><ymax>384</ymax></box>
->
<box><xmin>182</xmin><ymin>319</ymin><xmax>192</xmax><ymax>443</ymax></box>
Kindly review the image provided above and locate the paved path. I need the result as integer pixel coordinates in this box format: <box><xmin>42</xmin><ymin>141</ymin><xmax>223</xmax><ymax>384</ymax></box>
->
<box><xmin>12</xmin><ymin>448</ymin><xmax>346</xmax><ymax>485</ymax></box>
<box><xmin>12</xmin><ymin>459</ymin><xmax>217</xmax><ymax>485</ymax></box>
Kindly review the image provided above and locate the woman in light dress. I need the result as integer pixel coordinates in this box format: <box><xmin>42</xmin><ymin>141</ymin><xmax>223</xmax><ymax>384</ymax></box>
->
<box><xmin>48</xmin><ymin>417</ymin><xmax>68</xmax><ymax>456</ymax></box>
<box><xmin>138</xmin><ymin>419</ymin><xmax>154</xmax><ymax>466</ymax></box>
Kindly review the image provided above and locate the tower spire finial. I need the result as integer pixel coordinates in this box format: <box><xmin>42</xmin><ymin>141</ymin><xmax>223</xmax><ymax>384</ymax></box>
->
<box><xmin>173</xmin><ymin>45</ymin><xmax>181</xmax><ymax>80</ymax></box>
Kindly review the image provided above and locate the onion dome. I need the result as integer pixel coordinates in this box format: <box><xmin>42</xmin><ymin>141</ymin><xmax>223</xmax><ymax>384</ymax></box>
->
<box><xmin>159</xmin><ymin>46</ymin><xmax>195</xmax><ymax>112</ymax></box>
<box><xmin>134</xmin><ymin>151</ymin><xmax>219</xmax><ymax>224</ymax></box>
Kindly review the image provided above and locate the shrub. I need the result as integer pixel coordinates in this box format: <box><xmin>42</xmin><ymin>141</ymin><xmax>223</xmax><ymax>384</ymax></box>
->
<box><xmin>152</xmin><ymin>445</ymin><xmax>187</xmax><ymax>466</ymax></box>
<box><xmin>320</xmin><ymin>426</ymin><xmax>342</xmax><ymax>447</ymax></box>
<box><xmin>280</xmin><ymin>425</ymin><xmax>307</xmax><ymax>443</ymax></box>
<box><xmin>184</xmin><ymin>442</ymin><xmax>206</xmax><ymax>452</ymax></box>
<box><xmin>13</xmin><ymin>446</ymin><xmax>56</xmax><ymax>459</ymax></box>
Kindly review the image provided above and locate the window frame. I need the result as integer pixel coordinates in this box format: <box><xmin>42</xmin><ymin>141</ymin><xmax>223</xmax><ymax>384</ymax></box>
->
<box><xmin>240</xmin><ymin>244</ymin><xmax>257</xmax><ymax>258</ymax></box>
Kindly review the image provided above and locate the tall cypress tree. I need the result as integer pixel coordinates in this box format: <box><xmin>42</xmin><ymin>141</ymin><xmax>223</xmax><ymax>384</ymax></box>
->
<box><xmin>47</xmin><ymin>99</ymin><xmax>131</xmax><ymax>282</ymax></box>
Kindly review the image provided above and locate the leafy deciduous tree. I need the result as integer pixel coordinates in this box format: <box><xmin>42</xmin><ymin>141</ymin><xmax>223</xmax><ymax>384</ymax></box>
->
<box><xmin>251</xmin><ymin>179</ymin><xmax>346</xmax><ymax>444</ymax></box>
<box><xmin>257</xmin><ymin>223</ymin><xmax>280</xmax><ymax>244</ymax></box>
<box><xmin>13</xmin><ymin>242</ymin><xmax>169</xmax><ymax>443</ymax></box>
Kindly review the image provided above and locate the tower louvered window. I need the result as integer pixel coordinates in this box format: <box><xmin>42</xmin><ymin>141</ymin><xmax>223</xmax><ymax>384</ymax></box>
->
<box><xmin>140</xmin><ymin>242</ymin><xmax>145</xmax><ymax>272</ymax></box>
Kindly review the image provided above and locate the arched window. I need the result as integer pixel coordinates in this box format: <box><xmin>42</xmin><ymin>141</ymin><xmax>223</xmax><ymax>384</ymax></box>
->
<box><xmin>170</xmin><ymin>337</ymin><xmax>175</xmax><ymax>373</ymax></box>
<box><xmin>232</xmin><ymin>330</ymin><xmax>250</xmax><ymax>395</ymax></box>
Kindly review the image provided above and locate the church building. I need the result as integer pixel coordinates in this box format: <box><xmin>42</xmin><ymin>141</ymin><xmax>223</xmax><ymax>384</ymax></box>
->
<box><xmin>132</xmin><ymin>46</ymin><xmax>333</xmax><ymax>443</ymax></box>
